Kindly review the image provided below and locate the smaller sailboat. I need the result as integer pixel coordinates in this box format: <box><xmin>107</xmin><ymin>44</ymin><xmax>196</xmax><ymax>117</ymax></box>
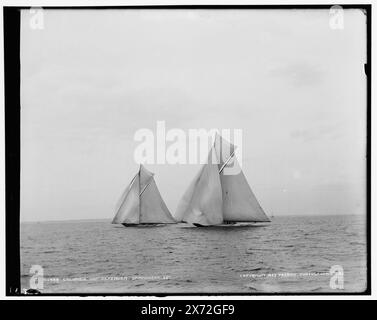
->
<box><xmin>112</xmin><ymin>164</ymin><xmax>176</xmax><ymax>227</ymax></box>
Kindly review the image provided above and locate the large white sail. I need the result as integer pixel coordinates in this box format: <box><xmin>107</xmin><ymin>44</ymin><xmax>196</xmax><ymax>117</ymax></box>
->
<box><xmin>175</xmin><ymin>148</ymin><xmax>223</xmax><ymax>226</ymax></box>
<box><xmin>174</xmin><ymin>166</ymin><xmax>203</xmax><ymax>223</ymax></box>
<box><xmin>112</xmin><ymin>165</ymin><xmax>175</xmax><ymax>225</ymax></box>
<box><xmin>175</xmin><ymin>133</ymin><xmax>270</xmax><ymax>225</ymax></box>
<box><xmin>220</xmin><ymin>156</ymin><xmax>270</xmax><ymax>222</ymax></box>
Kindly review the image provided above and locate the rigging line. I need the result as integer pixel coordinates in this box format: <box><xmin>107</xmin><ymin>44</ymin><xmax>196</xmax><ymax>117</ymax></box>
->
<box><xmin>219</xmin><ymin>150</ymin><xmax>236</xmax><ymax>174</ymax></box>
<box><xmin>139</xmin><ymin>178</ymin><xmax>153</xmax><ymax>196</ymax></box>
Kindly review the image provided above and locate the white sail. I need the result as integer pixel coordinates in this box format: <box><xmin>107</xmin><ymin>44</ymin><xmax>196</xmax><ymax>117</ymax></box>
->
<box><xmin>111</xmin><ymin>174</ymin><xmax>140</xmax><ymax>224</ymax></box>
<box><xmin>175</xmin><ymin>148</ymin><xmax>223</xmax><ymax>226</ymax></box>
<box><xmin>139</xmin><ymin>164</ymin><xmax>154</xmax><ymax>193</ymax></box>
<box><xmin>175</xmin><ymin>133</ymin><xmax>269</xmax><ymax>225</ymax></box>
<box><xmin>140</xmin><ymin>178</ymin><xmax>176</xmax><ymax>223</ymax></box>
<box><xmin>112</xmin><ymin>164</ymin><xmax>175</xmax><ymax>225</ymax></box>
<box><xmin>221</xmin><ymin>156</ymin><xmax>270</xmax><ymax>222</ymax></box>
<box><xmin>174</xmin><ymin>165</ymin><xmax>204</xmax><ymax>222</ymax></box>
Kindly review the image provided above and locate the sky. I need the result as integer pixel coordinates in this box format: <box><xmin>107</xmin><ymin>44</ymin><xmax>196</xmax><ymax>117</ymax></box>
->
<box><xmin>20</xmin><ymin>9</ymin><xmax>367</xmax><ymax>222</ymax></box>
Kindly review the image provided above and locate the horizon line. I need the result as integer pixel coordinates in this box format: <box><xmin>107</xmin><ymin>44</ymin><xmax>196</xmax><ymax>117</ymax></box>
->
<box><xmin>20</xmin><ymin>212</ymin><xmax>365</xmax><ymax>223</ymax></box>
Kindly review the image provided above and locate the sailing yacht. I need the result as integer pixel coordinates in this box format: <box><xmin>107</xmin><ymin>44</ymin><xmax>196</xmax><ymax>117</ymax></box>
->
<box><xmin>112</xmin><ymin>164</ymin><xmax>176</xmax><ymax>227</ymax></box>
<box><xmin>174</xmin><ymin>133</ymin><xmax>270</xmax><ymax>227</ymax></box>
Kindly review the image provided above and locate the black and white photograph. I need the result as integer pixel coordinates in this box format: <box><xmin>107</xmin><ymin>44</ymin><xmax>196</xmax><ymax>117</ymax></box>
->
<box><xmin>3</xmin><ymin>3</ymin><xmax>371</xmax><ymax>297</ymax></box>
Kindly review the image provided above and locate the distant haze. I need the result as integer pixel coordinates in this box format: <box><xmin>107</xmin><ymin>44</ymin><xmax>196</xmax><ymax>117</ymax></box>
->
<box><xmin>20</xmin><ymin>9</ymin><xmax>367</xmax><ymax>222</ymax></box>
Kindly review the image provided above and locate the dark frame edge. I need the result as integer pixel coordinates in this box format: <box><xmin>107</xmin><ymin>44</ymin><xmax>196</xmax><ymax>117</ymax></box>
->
<box><xmin>4</xmin><ymin>6</ymin><xmax>21</xmax><ymax>296</ymax></box>
<box><xmin>365</xmin><ymin>3</ymin><xmax>371</xmax><ymax>296</ymax></box>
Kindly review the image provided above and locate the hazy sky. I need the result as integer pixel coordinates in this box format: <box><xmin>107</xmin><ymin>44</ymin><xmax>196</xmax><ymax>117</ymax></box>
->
<box><xmin>20</xmin><ymin>9</ymin><xmax>367</xmax><ymax>221</ymax></box>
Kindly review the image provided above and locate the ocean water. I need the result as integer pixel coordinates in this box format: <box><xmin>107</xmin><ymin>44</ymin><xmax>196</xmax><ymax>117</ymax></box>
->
<box><xmin>20</xmin><ymin>215</ymin><xmax>367</xmax><ymax>293</ymax></box>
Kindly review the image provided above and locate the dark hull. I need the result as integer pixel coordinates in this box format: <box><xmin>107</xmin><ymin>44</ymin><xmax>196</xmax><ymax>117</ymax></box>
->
<box><xmin>192</xmin><ymin>222</ymin><xmax>235</xmax><ymax>227</ymax></box>
<box><xmin>193</xmin><ymin>223</ymin><xmax>210</xmax><ymax>227</ymax></box>
<box><xmin>121</xmin><ymin>223</ymin><xmax>166</xmax><ymax>227</ymax></box>
<box><xmin>192</xmin><ymin>221</ymin><xmax>270</xmax><ymax>227</ymax></box>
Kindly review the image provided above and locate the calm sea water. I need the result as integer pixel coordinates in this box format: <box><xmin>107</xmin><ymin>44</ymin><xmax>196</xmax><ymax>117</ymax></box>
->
<box><xmin>20</xmin><ymin>215</ymin><xmax>367</xmax><ymax>293</ymax></box>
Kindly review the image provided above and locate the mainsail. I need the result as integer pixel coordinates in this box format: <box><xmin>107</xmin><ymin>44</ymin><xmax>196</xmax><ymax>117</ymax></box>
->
<box><xmin>175</xmin><ymin>133</ymin><xmax>270</xmax><ymax>225</ymax></box>
<box><xmin>112</xmin><ymin>164</ymin><xmax>176</xmax><ymax>225</ymax></box>
<box><xmin>175</xmin><ymin>148</ymin><xmax>223</xmax><ymax>225</ymax></box>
